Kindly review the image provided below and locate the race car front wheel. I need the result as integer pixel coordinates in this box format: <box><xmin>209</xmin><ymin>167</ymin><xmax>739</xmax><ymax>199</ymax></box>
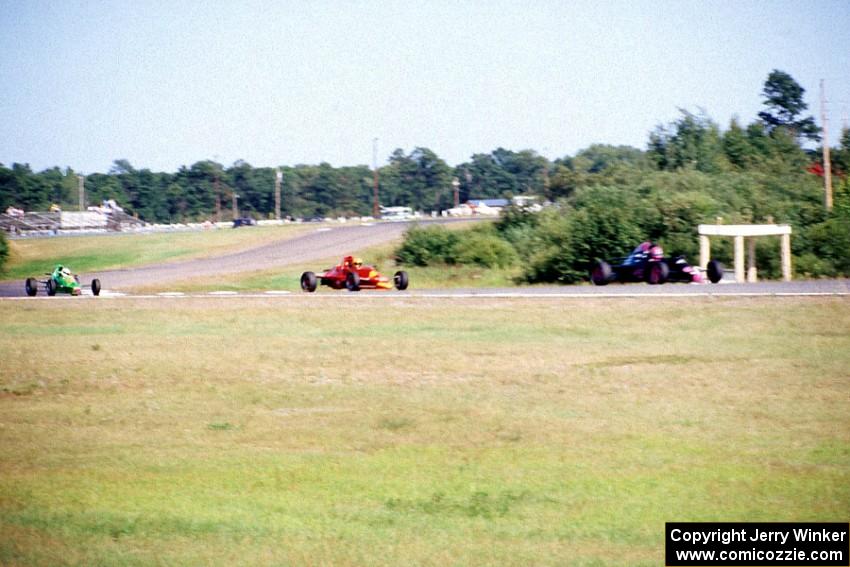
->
<box><xmin>647</xmin><ymin>262</ymin><xmax>670</xmax><ymax>285</ymax></box>
<box><xmin>300</xmin><ymin>271</ymin><xmax>318</xmax><ymax>292</ymax></box>
<box><xmin>591</xmin><ymin>261</ymin><xmax>612</xmax><ymax>286</ymax></box>
<box><xmin>394</xmin><ymin>270</ymin><xmax>409</xmax><ymax>291</ymax></box>
<box><xmin>91</xmin><ymin>279</ymin><xmax>101</xmax><ymax>296</ymax></box>
<box><xmin>345</xmin><ymin>271</ymin><xmax>360</xmax><ymax>292</ymax></box>
<box><xmin>707</xmin><ymin>260</ymin><xmax>724</xmax><ymax>284</ymax></box>
<box><xmin>25</xmin><ymin>278</ymin><xmax>38</xmax><ymax>297</ymax></box>
<box><xmin>46</xmin><ymin>279</ymin><xmax>57</xmax><ymax>296</ymax></box>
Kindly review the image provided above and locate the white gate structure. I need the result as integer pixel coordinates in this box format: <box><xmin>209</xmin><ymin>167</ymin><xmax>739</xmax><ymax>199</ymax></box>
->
<box><xmin>698</xmin><ymin>224</ymin><xmax>792</xmax><ymax>283</ymax></box>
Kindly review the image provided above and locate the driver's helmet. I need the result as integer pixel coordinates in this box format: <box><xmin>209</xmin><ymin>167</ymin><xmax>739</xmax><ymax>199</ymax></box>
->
<box><xmin>633</xmin><ymin>242</ymin><xmax>650</xmax><ymax>256</ymax></box>
<box><xmin>649</xmin><ymin>245</ymin><xmax>664</xmax><ymax>260</ymax></box>
<box><xmin>352</xmin><ymin>257</ymin><xmax>363</xmax><ymax>268</ymax></box>
<box><xmin>59</xmin><ymin>266</ymin><xmax>72</xmax><ymax>278</ymax></box>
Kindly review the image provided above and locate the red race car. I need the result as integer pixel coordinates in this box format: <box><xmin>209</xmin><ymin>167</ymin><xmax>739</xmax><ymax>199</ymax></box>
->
<box><xmin>300</xmin><ymin>256</ymin><xmax>409</xmax><ymax>292</ymax></box>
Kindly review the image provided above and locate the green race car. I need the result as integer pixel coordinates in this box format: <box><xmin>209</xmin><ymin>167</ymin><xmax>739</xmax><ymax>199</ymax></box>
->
<box><xmin>25</xmin><ymin>265</ymin><xmax>101</xmax><ymax>297</ymax></box>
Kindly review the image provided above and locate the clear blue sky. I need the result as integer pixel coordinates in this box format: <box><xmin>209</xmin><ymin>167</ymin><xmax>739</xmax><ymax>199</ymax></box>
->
<box><xmin>1</xmin><ymin>0</ymin><xmax>848</xmax><ymax>174</ymax></box>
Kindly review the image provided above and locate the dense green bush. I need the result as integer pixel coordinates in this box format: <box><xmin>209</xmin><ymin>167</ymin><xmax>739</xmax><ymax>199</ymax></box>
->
<box><xmin>806</xmin><ymin>217</ymin><xmax>850</xmax><ymax>276</ymax></box>
<box><xmin>394</xmin><ymin>167</ymin><xmax>848</xmax><ymax>283</ymax></box>
<box><xmin>453</xmin><ymin>226</ymin><xmax>518</xmax><ymax>269</ymax></box>
<box><xmin>0</xmin><ymin>231</ymin><xmax>8</xmax><ymax>274</ymax></box>
<box><xmin>396</xmin><ymin>224</ymin><xmax>517</xmax><ymax>269</ymax></box>
<box><xmin>521</xmin><ymin>208</ymin><xmax>579</xmax><ymax>283</ymax></box>
<box><xmin>395</xmin><ymin>225</ymin><xmax>460</xmax><ymax>266</ymax></box>
<box><xmin>799</xmin><ymin>178</ymin><xmax>850</xmax><ymax>276</ymax></box>
<box><xmin>516</xmin><ymin>167</ymin><xmax>848</xmax><ymax>283</ymax></box>
<box><xmin>521</xmin><ymin>188</ymin><xmax>646</xmax><ymax>283</ymax></box>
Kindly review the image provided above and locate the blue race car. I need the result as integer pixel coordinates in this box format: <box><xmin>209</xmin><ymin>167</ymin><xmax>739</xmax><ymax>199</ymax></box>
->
<box><xmin>590</xmin><ymin>242</ymin><xmax>723</xmax><ymax>285</ymax></box>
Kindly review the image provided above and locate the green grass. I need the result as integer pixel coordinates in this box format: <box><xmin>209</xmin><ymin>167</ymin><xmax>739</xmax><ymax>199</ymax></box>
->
<box><xmin>129</xmin><ymin>241</ymin><xmax>524</xmax><ymax>294</ymax></box>
<box><xmin>1</xmin><ymin>296</ymin><xmax>848</xmax><ymax>565</ymax></box>
<box><xmin>0</xmin><ymin>224</ymin><xmax>313</xmax><ymax>281</ymax></box>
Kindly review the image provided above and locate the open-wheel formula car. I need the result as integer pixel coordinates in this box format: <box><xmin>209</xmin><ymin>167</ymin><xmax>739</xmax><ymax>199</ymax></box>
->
<box><xmin>300</xmin><ymin>256</ymin><xmax>409</xmax><ymax>292</ymax></box>
<box><xmin>25</xmin><ymin>265</ymin><xmax>102</xmax><ymax>296</ymax></box>
<box><xmin>590</xmin><ymin>242</ymin><xmax>724</xmax><ymax>285</ymax></box>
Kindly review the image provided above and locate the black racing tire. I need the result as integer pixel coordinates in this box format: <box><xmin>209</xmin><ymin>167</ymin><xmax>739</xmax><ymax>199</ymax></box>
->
<box><xmin>590</xmin><ymin>261</ymin><xmax>613</xmax><ymax>286</ymax></box>
<box><xmin>647</xmin><ymin>262</ymin><xmax>670</xmax><ymax>285</ymax></box>
<box><xmin>25</xmin><ymin>278</ymin><xmax>38</xmax><ymax>297</ymax></box>
<box><xmin>46</xmin><ymin>278</ymin><xmax>57</xmax><ymax>296</ymax></box>
<box><xmin>91</xmin><ymin>279</ymin><xmax>101</xmax><ymax>296</ymax></box>
<box><xmin>300</xmin><ymin>271</ymin><xmax>318</xmax><ymax>292</ymax></box>
<box><xmin>345</xmin><ymin>271</ymin><xmax>360</xmax><ymax>292</ymax></box>
<box><xmin>393</xmin><ymin>270</ymin><xmax>409</xmax><ymax>291</ymax></box>
<box><xmin>707</xmin><ymin>260</ymin><xmax>724</xmax><ymax>284</ymax></box>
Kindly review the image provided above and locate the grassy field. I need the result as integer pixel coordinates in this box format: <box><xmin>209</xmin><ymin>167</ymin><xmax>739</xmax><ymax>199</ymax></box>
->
<box><xmin>0</xmin><ymin>224</ymin><xmax>313</xmax><ymax>281</ymax></box>
<box><xmin>1</xmin><ymin>296</ymin><xmax>848</xmax><ymax>566</ymax></box>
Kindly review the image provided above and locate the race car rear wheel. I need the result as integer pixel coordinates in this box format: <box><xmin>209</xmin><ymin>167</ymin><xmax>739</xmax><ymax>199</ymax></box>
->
<box><xmin>647</xmin><ymin>262</ymin><xmax>670</xmax><ymax>285</ymax></box>
<box><xmin>707</xmin><ymin>260</ymin><xmax>724</xmax><ymax>284</ymax></box>
<box><xmin>46</xmin><ymin>279</ymin><xmax>57</xmax><ymax>296</ymax></box>
<box><xmin>345</xmin><ymin>271</ymin><xmax>361</xmax><ymax>292</ymax></box>
<box><xmin>393</xmin><ymin>270</ymin><xmax>409</xmax><ymax>291</ymax></box>
<box><xmin>591</xmin><ymin>261</ymin><xmax>613</xmax><ymax>286</ymax></box>
<box><xmin>300</xmin><ymin>271</ymin><xmax>318</xmax><ymax>292</ymax></box>
<box><xmin>25</xmin><ymin>278</ymin><xmax>38</xmax><ymax>297</ymax></box>
<box><xmin>91</xmin><ymin>279</ymin><xmax>101</xmax><ymax>296</ymax></box>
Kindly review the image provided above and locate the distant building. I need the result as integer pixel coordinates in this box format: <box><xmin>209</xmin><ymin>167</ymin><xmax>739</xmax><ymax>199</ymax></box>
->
<box><xmin>444</xmin><ymin>195</ymin><xmax>546</xmax><ymax>217</ymax></box>
<box><xmin>468</xmin><ymin>199</ymin><xmax>510</xmax><ymax>209</ymax></box>
<box><xmin>380</xmin><ymin>206</ymin><xmax>414</xmax><ymax>220</ymax></box>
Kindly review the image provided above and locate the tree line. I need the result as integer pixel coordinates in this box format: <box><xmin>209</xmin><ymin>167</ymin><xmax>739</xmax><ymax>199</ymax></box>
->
<box><xmin>3</xmin><ymin>124</ymin><xmax>847</xmax><ymax>225</ymax></box>
<box><xmin>2</xmin><ymin>70</ymin><xmax>849</xmax><ymax>225</ymax></box>
<box><xmin>2</xmin><ymin>70</ymin><xmax>850</xmax><ymax>278</ymax></box>
<box><xmin>0</xmin><ymin>146</ymin><xmax>555</xmax><ymax>223</ymax></box>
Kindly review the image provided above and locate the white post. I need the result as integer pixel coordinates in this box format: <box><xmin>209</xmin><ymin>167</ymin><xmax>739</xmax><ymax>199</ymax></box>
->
<box><xmin>734</xmin><ymin>235</ymin><xmax>745</xmax><ymax>283</ymax></box>
<box><xmin>781</xmin><ymin>233</ymin><xmax>792</xmax><ymax>282</ymax></box>
<box><xmin>747</xmin><ymin>237</ymin><xmax>757</xmax><ymax>283</ymax></box>
<box><xmin>699</xmin><ymin>235</ymin><xmax>710</xmax><ymax>270</ymax></box>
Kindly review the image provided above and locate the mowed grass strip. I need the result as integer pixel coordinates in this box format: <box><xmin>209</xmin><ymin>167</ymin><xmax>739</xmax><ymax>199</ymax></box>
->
<box><xmin>1</xmin><ymin>224</ymin><xmax>313</xmax><ymax>281</ymax></box>
<box><xmin>0</xmin><ymin>297</ymin><xmax>848</xmax><ymax>566</ymax></box>
<box><xmin>127</xmin><ymin>240</ymin><xmax>522</xmax><ymax>294</ymax></box>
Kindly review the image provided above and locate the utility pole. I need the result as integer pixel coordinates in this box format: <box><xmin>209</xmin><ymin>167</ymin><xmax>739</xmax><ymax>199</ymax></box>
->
<box><xmin>78</xmin><ymin>175</ymin><xmax>85</xmax><ymax>211</ymax></box>
<box><xmin>214</xmin><ymin>173</ymin><xmax>221</xmax><ymax>221</ymax></box>
<box><xmin>820</xmin><ymin>79</ymin><xmax>833</xmax><ymax>211</ymax></box>
<box><xmin>452</xmin><ymin>177</ymin><xmax>460</xmax><ymax>208</ymax></box>
<box><xmin>232</xmin><ymin>191</ymin><xmax>239</xmax><ymax>220</ymax></box>
<box><xmin>372</xmin><ymin>138</ymin><xmax>380</xmax><ymax>219</ymax></box>
<box><xmin>275</xmin><ymin>168</ymin><xmax>282</xmax><ymax>220</ymax></box>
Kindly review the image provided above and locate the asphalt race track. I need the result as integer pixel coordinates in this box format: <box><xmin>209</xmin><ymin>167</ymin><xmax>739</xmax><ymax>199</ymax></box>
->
<box><xmin>1</xmin><ymin>220</ymin><xmax>849</xmax><ymax>298</ymax></box>
<box><xmin>3</xmin><ymin>279</ymin><xmax>849</xmax><ymax>299</ymax></box>
<box><xmin>407</xmin><ymin>279</ymin><xmax>850</xmax><ymax>297</ymax></box>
